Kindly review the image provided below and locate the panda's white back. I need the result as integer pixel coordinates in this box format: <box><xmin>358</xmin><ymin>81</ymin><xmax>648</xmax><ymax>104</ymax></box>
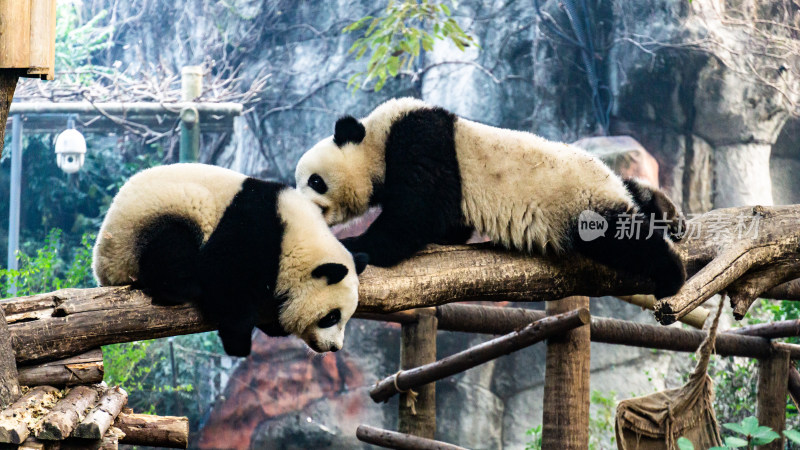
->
<box><xmin>92</xmin><ymin>163</ymin><xmax>246</xmax><ymax>286</ymax></box>
<box><xmin>454</xmin><ymin>119</ymin><xmax>633</xmax><ymax>254</ymax></box>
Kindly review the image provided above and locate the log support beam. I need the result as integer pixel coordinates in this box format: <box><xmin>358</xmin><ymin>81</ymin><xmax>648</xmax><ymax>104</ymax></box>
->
<box><xmin>542</xmin><ymin>297</ymin><xmax>590</xmax><ymax>450</ymax></box>
<box><xmin>370</xmin><ymin>308</ymin><xmax>590</xmax><ymax>403</ymax></box>
<box><xmin>0</xmin><ymin>305</ymin><xmax>20</xmax><ymax>408</ymax></box>
<box><xmin>398</xmin><ymin>308</ymin><xmax>437</xmax><ymax>439</ymax></box>
<box><xmin>757</xmin><ymin>349</ymin><xmax>790</xmax><ymax>450</ymax></box>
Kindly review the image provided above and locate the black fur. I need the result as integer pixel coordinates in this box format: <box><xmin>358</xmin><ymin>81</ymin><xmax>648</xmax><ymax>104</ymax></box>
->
<box><xmin>353</xmin><ymin>252</ymin><xmax>369</xmax><ymax>274</ymax></box>
<box><xmin>312</xmin><ymin>262</ymin><xmax>349</xmax><ymax>285</ymax></box>
<box><xmin>334</xmin><ymin>116</ymin><xmax>366</xmax><ymax>146</ymax></box>
<box><xmin>570</xmin><ymin>208</ymin><xmax>686</xmax><ymax>298</ymax></box>
<box><xmin>623</xmin><ymin>178</ymin><xmax>685</xmax><ymax>240</ymax></box>
<box><xmin>136</xmin><ymin>178</ymin><xmax>287</xmax><ymax>357</ymax></box>
<box><xmin>340</xmin><ymin>107</ymin><xmax>468</xmax><ymax>266</ymax></box>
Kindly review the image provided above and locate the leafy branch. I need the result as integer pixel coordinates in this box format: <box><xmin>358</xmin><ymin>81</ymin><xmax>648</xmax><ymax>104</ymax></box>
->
<box><xmin>343</xmin><ymin>0</ymin><xmax>477</xmax><ymax>91</ymax></box>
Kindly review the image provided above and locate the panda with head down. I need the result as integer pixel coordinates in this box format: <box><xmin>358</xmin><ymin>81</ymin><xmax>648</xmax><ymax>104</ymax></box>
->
<box><xmin>93</xmin><ymin>163</ymin><xmax>368</xmax><ymax>357</ymax></box>
<box><xmin>295</xmin><ymin>97</ymin><xmax>686</xmax><ymax>299</ymax></box>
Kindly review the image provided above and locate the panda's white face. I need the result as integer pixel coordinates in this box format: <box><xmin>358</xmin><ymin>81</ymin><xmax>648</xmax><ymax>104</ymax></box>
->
<box><xmin>295</xmin><ymin>140</ymin><xmax>362</xmax><ymax>225</ymax></box>
<box><xmin>296</xmin><ymin>116</ymin><xmax>382</xmax><ymax>226</ymax></box>
<box><xmin>275</xmin><ymin>189</ymin><xmax>367</xmax><ymax>353</ymax></box>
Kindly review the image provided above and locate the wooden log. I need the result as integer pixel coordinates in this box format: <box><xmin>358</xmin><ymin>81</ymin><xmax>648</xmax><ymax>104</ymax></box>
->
<box><xmin>728</xmin><ymin>319</ymin><xmax>800</xmax><ymax>338</ymax></box>
<box><xmin>788</xmin><ymin>366</ymin><xmax>800</xmax><ymax>410</ymax></box>
<box><xmin>6</xmin><ymin>206</ymin><xmax>800</xmax><ymax>364</ymax></box>
<box><xmin>36</xmin><ymin>385</ymin><xmax>99</xmax><ymax>440</ymax></box>
<box><xmin>542</xmin><ymin>297</ymin><xmax>591</xmax><ymax>449</ymax></box>
<box><xmin>0</xmin><ymin>385</ymin><xmax>59</xmax><ymax>444</ymax></box>
<box><xmin>398</xmin><ymin>309</ymin><xmax>437</xmax><ymax>439</ymax></box>
<box><xmin>757</xmin><ymin>349</ymin><xmax>790</xmax><ymax>450</ymax></box>
<box><xmin>371</xmin><ymin>308</ymin><xmax>590</xmax><ymax>403</ymax></box>
<box><xmin>74</xmin><ymin>386</ymin><xmax>127</xmax><ymax>439</ymax></box>
<box><xmin>615</xmin><ymin>294</ymin><xmax>708</xmax><ymax>329</ymax></box>
<box><xmin>355</xmin><ymin>424</ymin><xmax>467</xmax><ymax>450</ymax></box>
<box><xmin>0</xmin><ymin>303</ymin><xmax>20</xmax><ymax>408</ymax></box>
<box><xmin>18</xmin><ymin>349</ymin><xmax>103</xmax><ymax>387</ymax></box>
<box><xmin>368</xmin><ymin>303</ymin><xmax>791</xmax><ymax>359</ymax></box>
<box><xmin>5</xmin><ymin>287</ymin><xmax>213</xmax><ymax>364</ymax></box>
<box><xmin>0</xmin><ymin>73</ymin><xmax>18</xmax><ymax>157</ymax></box>
<box><xmin>115</xmin><ymin>413</ymin><xmax>189</xmax><ymax>449</ymax></box>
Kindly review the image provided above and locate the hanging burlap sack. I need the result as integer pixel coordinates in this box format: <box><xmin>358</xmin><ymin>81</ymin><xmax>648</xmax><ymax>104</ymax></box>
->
<box><xmin>615</xmin><ymin>299</ymin><xmax>725</xmax><ymax>450</ymax></box>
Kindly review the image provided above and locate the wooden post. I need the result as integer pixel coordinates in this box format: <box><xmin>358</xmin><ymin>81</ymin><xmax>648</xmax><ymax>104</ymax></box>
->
<box><xmin>757</xmin><ymin>349</ymin><xmax>790</xmax><ymax>450</ymax></box>
<box><xmin>179</xmin><ymin>66</ymin><xmax>202</xmax><ymax>162</ymax></box>
<box><xmin>0</xmin><ymin>74</ymin><xmax>17</xmax><ymax>156</ymax></box>
<box><xmin>542</xmin><ymin>296</ymin><xmax>590</xmax><ymax>449</ymax></box>
<box><xmin>399</xmin><ymin>308</ymin><xmax>437</xmax><ymax>439</ymax></box>
<box><xmin>0</xmin><ymin>306</ymin><xmax>20</xmax><ymax>408</ymax></box>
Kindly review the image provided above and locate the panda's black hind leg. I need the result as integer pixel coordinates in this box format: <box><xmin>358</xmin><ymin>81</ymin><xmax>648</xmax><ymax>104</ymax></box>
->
<box><xmin>137</xmin><ymin>215</ymin><xmax>204</xmax><ymax>305</ymax></box>
<box><xmin>572</xmin><ymin>210</ymin><xmax>687</xmax><ymax>299</ymax></box>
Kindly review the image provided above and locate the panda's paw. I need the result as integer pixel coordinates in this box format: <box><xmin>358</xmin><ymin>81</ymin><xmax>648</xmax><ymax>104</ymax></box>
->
<box><xmin>667</xmin><ymin>212</ymin><xmax>687</xmax><ymax>242</ymax></box>
<box><xmin>218</xmin><ymin>326</ymin><xmax>253</xmax><ymax>357</ymax></box>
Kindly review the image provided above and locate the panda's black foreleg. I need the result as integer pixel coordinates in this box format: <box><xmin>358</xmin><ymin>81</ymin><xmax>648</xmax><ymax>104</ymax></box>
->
<box><xmin>572</xmin><ymin>211</ymin><xmax>687</xmax><ymax>299</ymax></box>
<box><xmin>340</xmin><ymin>209</ymin><xmax>456</xmax><ymax>267</ymax></box>
<box><xmin>217</xmin><ymin>316</ymin><xmax>256</xmax><ymax>357</ymax></box>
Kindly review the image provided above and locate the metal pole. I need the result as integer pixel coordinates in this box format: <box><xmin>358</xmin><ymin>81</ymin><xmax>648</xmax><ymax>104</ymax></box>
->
<box><xmin>179</xmin><ymin>66</ymin><xmax>202</xmax><ymax>163</ymax></box>
<box><xmin>7</xmin><ymin>114</ymin><xmax>22</xmax><ymax>291</ymax></box>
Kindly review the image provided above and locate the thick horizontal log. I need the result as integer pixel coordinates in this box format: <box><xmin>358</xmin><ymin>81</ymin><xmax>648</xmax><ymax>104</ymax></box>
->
<box><xmin>115</xmin><ymin>412</ymin><xmax>189</xmax><ymax>449</ymax></box>
<box><xmin>0</xmin><ymin>386</ymin><xmax>59</xmax><ymax>444</ymax></box>
<box><xmin>4</xmin><ymin>206</ymin><xmax>800</xmax><ymax>364</ymax></box>
<box><xmin>4</xmin><ymin>287</ymin><xmax>213</xmax><ymax>364</ymax></box>
<box><xmin>356</xmin><ymin>424</ymin><xmax>467</xmax><ymax>450</ymax></box>
<box><xmin>18</xmin><ymin>349</ymin><xmax>103</xmax><ymax>387</ymax></box>
<box><xmin>36</xmin><ymin>385</ymin><xmax>99</xmax><ymax>440</ymax></box>
<box><xmin>728</xmin><ymin>319</ymin><xmax>800</xmax><ymax>338</ymax></box>
<box><xmin>370</xmin><ymin>309</ymin><xmax>590</xmax><ymax>403</ymax></box>
<box><xmin>74</xmin><ymin>387</ymin><xmax>128</xmax><ymax>439</ymax></box>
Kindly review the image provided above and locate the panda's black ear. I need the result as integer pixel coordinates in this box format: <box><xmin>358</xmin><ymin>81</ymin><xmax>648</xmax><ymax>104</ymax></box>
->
<box><xmin>312</xmin><ymin>262</ymin><xmax>349</xmax><ymax>285</ymax></box>
<box><xmin>353</xmin><ymin>252</ymin><xmax>369</xmax><ymax>275</ymax></box>
<box><xmin>333</xmin><ymin>115</ymin><xmax>366</xmax><ymax>147</ymax></box>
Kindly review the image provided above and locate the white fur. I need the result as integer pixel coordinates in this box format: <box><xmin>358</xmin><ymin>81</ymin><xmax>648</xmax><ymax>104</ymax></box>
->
<box><xmin>454</xmin><ymin>118</ymin><xmax>632</xmax><ymax>253</ymax></box>
<box><xmin>275</xmin><ymin>188</ymin><xmax>359</xmax><ymax>352</ymax></box>
<box><xmin>296</xmin><ymin>97</ymin><xmax>634</xmax><ymax>253</ymax></box>
<box><xmin>296</xmin><ymin>97</ymin><xmax>429</xmax><ymax>224</ymax></box>
<box><xmin>93</xmin><ymin>163</ymin><xmax>359</xmax><ymax>353</ymax></box>
<box><xmin>92</xmin><ymin>163</ymin><xmax>246</xmax><ymax>286</ymax></box>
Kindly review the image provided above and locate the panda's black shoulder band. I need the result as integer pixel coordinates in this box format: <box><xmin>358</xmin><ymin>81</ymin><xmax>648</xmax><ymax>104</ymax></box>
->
<box><xmin>334</xmin><ymin>115</ymin><xmax>366</xmax><ymax>146</ymax></box>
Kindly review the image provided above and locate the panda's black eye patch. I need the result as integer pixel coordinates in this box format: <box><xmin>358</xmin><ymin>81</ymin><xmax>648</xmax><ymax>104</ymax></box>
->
<box><xmin>318</xmin><ymin>309</ymin><xmax>341</xmax><ymax>329</ymax></box>
<box><xmin>308</xmin><ymin>174</ymin><xmax>328</xmax><ymax>194</ymax></box>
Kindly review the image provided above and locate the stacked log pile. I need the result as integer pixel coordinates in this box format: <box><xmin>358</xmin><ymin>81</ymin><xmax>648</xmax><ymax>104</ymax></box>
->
<box><xmin>0</xmin><ymin>384</ymin><xmax>188</xmax><ymax>449</ymax></box>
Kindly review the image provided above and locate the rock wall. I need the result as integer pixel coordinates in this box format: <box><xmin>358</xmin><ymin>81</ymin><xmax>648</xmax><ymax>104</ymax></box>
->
<box><xmin>78</xmin><ymin>0</ymin><xmax>800</xmax><ymax>448</ymax></box>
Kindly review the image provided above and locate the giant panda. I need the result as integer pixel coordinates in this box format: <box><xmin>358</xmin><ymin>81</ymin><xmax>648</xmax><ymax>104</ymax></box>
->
<box><xmin>93</xmin><ymin>163</ymin><xmax>368</xmax><ymax>357</ymax></box>
<box><xmin>295</xmin><ymin>97</ymin><xmax>686</xmax><ymax>299</ymax></box>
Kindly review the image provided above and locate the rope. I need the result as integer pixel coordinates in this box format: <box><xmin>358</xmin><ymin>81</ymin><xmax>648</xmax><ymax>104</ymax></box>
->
<box><xmin>391</xmin><ymin>371</ymin><xmax>419</xmax><ymax>415</ymax></box>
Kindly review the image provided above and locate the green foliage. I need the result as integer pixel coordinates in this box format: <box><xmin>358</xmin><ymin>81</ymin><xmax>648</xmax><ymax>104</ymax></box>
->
<box><xmin>785</xmin><ymin>429</ymin><xmax>800</xmax><ymax>444</ymax></box>
<box><xmin>343</xmin><ymin>0</ymin><xmax>477</xmax><ymax>91</ymax></box>
<box><xmin>55</xmin><ymin>0</ymin><xmax>114</xmax><ymax>84</ymax></box>
<box><xmin>680</xmin><ymin>417</ymin><xmax>784</xmax><ymax>450</ymax></box>
<box><xmin>589</xmin><ymin>390</ymin><xmax>617</xmax><ymax>449</ymax></box>
<box><xmin>0</xmin><ymin>228</ymin><xmax>95</xmax><ymax>297</ymax></box>
<box><xmin>524</xmin><ymin>390</ymin><xmax>616</xmax><ymax>449</ymax></box>
<box><xmin>524</xmin><ymin>425</ymin><xmax>542</xmax><ymax>450</ymax></box>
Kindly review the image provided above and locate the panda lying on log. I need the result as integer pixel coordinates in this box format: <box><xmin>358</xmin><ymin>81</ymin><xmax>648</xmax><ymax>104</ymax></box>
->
<box><xmin>295</xmin><ymin>97</ymin><xmax>686</xmax><ymax>299</ymax></box>
<box><xmin>92</xmin><ymin>163</ymin><xmax>367</xmax><ymax>357</ymax></box>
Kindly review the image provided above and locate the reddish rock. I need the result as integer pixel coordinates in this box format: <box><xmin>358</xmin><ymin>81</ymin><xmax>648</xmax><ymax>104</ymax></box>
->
<box><xmin>572</xmin><ymin>135</ymin><xmax>660</xmax><ymax>187</ymax></box>
<box><xmin>197</xmin><ymin>335</ymin><xmax>365</xmax><ymax>449</ymax></box>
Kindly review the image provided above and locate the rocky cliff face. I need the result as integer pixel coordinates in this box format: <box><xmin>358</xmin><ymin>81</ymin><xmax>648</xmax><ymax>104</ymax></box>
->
<box><xmin>80</xmin><ymin>0</ymin><xmax>800</xmax><ymax>448</ymax></box>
